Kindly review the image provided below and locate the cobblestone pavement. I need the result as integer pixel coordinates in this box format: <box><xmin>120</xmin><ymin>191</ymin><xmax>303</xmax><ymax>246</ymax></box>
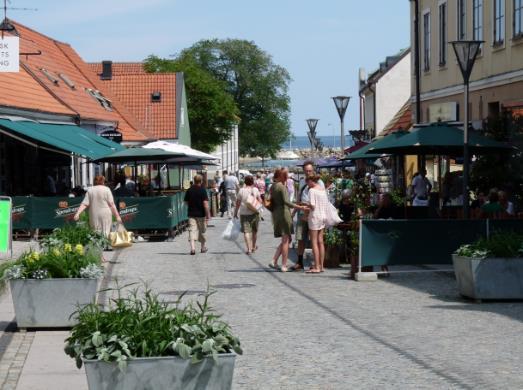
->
<box><xmin>109</xmin><ymin>217</ymin><xmax>522</xmax><ymax>389</ymax></box>
<box><xmin>1</xmin><ymin>219</ymin><xmax>523</xmax><ymax>389</ymax></box>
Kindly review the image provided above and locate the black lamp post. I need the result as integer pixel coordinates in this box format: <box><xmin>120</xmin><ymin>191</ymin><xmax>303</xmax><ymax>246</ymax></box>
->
<box><xmin>450</xmin><ymin>40</ymin><xmax>483</xmax><ymax>219</ymax></box>
<box><xmin>306</xmin><ymin>118</ymin><xmax>319</xmax><ymax>155</ymax></box>
<box><xmin>332</xmin><ymin>96</ymin><xmax>350</xmax><ymax>153</ymax></box>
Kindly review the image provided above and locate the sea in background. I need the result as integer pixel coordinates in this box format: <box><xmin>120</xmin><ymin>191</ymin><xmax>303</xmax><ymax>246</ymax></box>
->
<box><xmin>281</xmin><ymin>135</ymin><xmax>354</xmax><ymax>150</ymax></box>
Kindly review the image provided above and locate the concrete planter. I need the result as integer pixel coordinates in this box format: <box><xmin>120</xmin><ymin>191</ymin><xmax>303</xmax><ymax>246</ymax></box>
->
<box><xmin>9</xmin><ymin>278</ymin><xmax>99</xmax><ymax>328</ymax></box>
<box><xmin>84</xmin><ymin>353</ymin><xmax>236</xmax><ymax>390</ymax></box>
<box><xmin>452</xmin><ymin>255</ymin><xmax>523</xmax><ymax>300</ymax></box>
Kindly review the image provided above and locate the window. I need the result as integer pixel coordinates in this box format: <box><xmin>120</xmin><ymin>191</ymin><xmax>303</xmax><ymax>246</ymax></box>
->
<box><xmin>457</xmin><ymin>0</ymin><xmax>466</xmax><ymax>40</ymax></box>
<box><xmin>423</xmin><ymin>11</ymin><xmax>431</xmax><ymax>71</ymax></box>
<box><xmin>473</xmin><ymin>0</ymin><xmax>483</xmax><ymax>41</ymax></box>
<box><xmin>85</xmin><ymin>88</ymin><xmax>112</xmax><ymax>111</ymax></box>
<box><xmin>40</xmin><ymin>68</ymin><xmax>59</xmax><ymax>85</ymax></box>
<box><xmin>493</xmin><ymin>0</ymin><xmax>505</xmax><ymax>44</ymax></box>
<box><xmin>439</xmin><ymin>2</ymin><xmax>447</xmax><ymax>65</ymax></box>
<box><xmin>151</xmin><ymin>91</ymin><xmax>161</xmax><ymax>102</ymax></box>
<box><xmin>58</xmin><ymin>73</ymin><xmax>75</xmax><ymax>89</ymax></box>
<box><xmin>514</xmin><ymin>0</ymin><xmax>523</xmax><ymax>37</ymax></box>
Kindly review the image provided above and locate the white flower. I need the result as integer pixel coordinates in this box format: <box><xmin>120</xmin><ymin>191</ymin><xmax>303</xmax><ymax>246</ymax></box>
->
<box><xmin>4</xmin><ymin>265</ymin><xmax>26</xmax><ymax>280</ymax></box>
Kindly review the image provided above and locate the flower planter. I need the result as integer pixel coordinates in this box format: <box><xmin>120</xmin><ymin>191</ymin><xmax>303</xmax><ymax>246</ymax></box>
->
<box><xmin>10</xmin><ymin>278</ymin><xmax>99</xmax><ymax>328</ymax></box>
<box><xmin>324</xmin><ymin>245</ymin><xmax>343</xmax><ymax>268</ymax></box>
<box><xmin>452</xmin><ymin>255</ymin><xmax>523</xmax><ymax>300</ymax></box>
<box><xmin>84</xmin><ymin>353</ymin><xmax>236</xmax><ymax>390</ymax></box>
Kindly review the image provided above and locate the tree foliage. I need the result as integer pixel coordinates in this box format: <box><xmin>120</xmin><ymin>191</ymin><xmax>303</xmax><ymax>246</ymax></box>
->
<box><xmin>144</xmin><ymin>55</ymin><xmax>238</xmax><ymax>153</ymax></box>
<box><xmin>176</xmin><ymin>39</ymin><xmax>292</xmax><ymax>157</ymax></box>
<box><xmin>470</xmin><ymin>112</ymin><xmax>523</xmax><ymax>204</ymax></box>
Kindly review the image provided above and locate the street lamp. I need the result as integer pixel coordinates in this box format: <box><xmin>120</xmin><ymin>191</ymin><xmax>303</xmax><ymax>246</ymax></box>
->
<box><xmin>306</xmin><ymin>118</ymin><xmax>319</xmax><ymax>155</ymax></box>
<box><xmin>450</xmin><ymin>40</ymin><xmax>483</xmax><ymax>219</ymax></box>
<box><xmin>332</xmin><ymin>96</ymin><xmax>350</xmax><ymax>153</ymax></box>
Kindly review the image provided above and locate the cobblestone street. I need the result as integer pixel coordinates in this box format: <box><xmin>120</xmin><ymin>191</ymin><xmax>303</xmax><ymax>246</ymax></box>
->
<box><xmin>1</xmin><ymin>217</ymin><xmax>523</xmax><ymax>389</ymax></box>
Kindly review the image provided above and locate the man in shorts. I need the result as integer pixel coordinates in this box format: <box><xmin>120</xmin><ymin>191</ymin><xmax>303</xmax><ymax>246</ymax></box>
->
<box><xmin>291</xmin><ymin>161</ymin><xmax>324</xmax><ymax>271</ymax></box>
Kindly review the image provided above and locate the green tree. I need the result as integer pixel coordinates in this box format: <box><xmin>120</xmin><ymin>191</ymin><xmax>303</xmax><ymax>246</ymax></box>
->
<box><xmin>177</xmin><ymin>39</ymin><xmax>292</xmax><ymax>157</ymax></box>
<box><xmin>144</xmin><ymin>55</ymin><xmax>238</xmax><ymax>153</ymax></box>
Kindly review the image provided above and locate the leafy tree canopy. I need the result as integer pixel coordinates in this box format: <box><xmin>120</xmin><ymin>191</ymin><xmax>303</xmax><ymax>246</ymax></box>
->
<box><xmin>144</xmin><ymin>55</ymin><xmax>238</xmax><ymax>153</ymax></box>
<box><xmin>176</xmin><ymin>39</ymin><xmax>292</xmax><ymax>157</ymax></box>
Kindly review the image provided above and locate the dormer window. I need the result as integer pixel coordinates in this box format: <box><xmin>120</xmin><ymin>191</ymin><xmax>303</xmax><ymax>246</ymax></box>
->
<box><xmin>151</xmin><ymin>91</ymin><xmax>161</xmax><ymax>102</ymax></box>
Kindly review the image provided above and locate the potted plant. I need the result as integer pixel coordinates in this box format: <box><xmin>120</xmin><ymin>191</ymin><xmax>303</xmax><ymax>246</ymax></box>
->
<box><xmin>2</xmin><ymin>224</ymin><xmax>105</xmax><ymax>328</ymax></box>
<box><xmin>453</xmin><ymin>232</ymin><xmax>523</xmax><ymax>300</ymax></box>
<box><xmin>323</xmin><ymin>229</ymin><xmax>344</xmax><ymax>268</ymax></box>
<box><xmin>65</xmin><ymin>286</ymin><xmax>242</xmax><ymax>390</ymax></box>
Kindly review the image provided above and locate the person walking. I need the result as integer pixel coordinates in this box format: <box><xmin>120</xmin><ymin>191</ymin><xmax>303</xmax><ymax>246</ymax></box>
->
<box><xmin>254</xmin><ymin>172</ymin><xmax>266</xmax><ymax>201</ymax></box>
<box><xmin>291</xmin><ymin>161</ymin><xmax>324</xmax><ymax>271</ymax></box>
<box><xmin>304</xmin><ymin>175</ymin><xmax>329</xmax><ymax>273</ymax></box>
<box><xmin>269</xmin><ymin>169</ymin><xmax>307</xmax><ymax>272</ymax></box>
<box><xmin>234</xmin><ymin>175</ymin><xmax>263</xmax><ymax>254</ymax></box>
<box><xmin>74</xmin><ymin>175</ymin><xmax>122</xmax><ymax>242</ymax></box>
<box><xmin>184</xmin><ymin>174</ymin><xmax>211</xmax><ymax>255</ymax></box>
<box><xmin>411</xmin><ymin>169</ymin><xmax>432</xmax><ymax>206</ymax></box>
<box><xmin>223</xmin><ymin>170</ymin><xmax>240</xmax><ymax>218</ymax></box>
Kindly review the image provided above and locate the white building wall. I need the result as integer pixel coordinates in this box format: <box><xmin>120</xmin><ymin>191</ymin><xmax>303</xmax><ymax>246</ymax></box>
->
<box><xmin>208</xmin><ymin>125</ymin><xmax>239</xmax><ymax>176</ymax></box>
<box><xmin>375</xmin><ymin>53</ymin><xmax>411</xmax><ymax>135</ymax></box>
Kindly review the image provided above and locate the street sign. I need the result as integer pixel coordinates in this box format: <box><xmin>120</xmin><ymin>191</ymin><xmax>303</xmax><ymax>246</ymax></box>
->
<box><xmin>0</xmin><ymin>196</ymin><xmax>12</xmax><ymax>257</ymax></box>
<box><xmin>0</xmin><ymin>36</ymin><xmax>19</xmax><ymax>73</ymax></box>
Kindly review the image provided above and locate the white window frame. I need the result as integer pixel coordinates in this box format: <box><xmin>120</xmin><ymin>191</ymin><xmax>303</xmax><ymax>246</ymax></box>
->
<box><xmin>423</xmin><ymin>9</ymin><xmax>431</xmax><ymax>72</ymax></box>
<box><xmin>439</xmin><ymin>1</ymin><xmax>447</xmax><ymax>66</ymax></box>
<box><xmin>473</xmin><ymin>0</ymin><xmax>483</xmax><ymax>41</ymax></box>
<box><xmin>457</xmin><ymin>0</ymin><xmax>467</xmax><ymax>40</ymax></box>
<box><xmin>514</xmin><ymin>0</ymin><xmax>523</xmax><ymax>37</ymax></box>
<box><xmin>493</xmin><ymin>0</ymin><xmax>505</xmax><ymax>45</ymax></box>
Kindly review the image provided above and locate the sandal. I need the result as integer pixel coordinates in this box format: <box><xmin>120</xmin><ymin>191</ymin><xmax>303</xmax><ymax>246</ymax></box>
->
<box><xmin>305</xmin><ymin>269</ymin><xmax>320</xmax><ymax>274</ymax></box>
<box><xmin>201</xmin><ymin>247</ymin><xmax>208</xmax><ymax>253</ymax></box>
<box><xmin>190</xmin><ymin>250</ymin><xmax>196</xmax><ymax>255</ymax></box>
<box><xmin>290</xmin><ymin>264</ymin><xmax>303</xmax><ymax>271</ymax></box>
<box><xmin>268</xmin><ymin>262</ymin><xmax>279</xmax><ymax>270</ymax></box>
<box><xmin>280</xmin><ymin>266</ymin><xmax>288</xmax><ymax>272</ymax></box>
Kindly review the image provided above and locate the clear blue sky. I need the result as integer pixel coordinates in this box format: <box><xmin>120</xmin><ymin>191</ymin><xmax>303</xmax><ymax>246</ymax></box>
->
<box><xmin>7</xmin><ymin>0</ymin><xmax>410</xmax><ymax>137</ymax></box>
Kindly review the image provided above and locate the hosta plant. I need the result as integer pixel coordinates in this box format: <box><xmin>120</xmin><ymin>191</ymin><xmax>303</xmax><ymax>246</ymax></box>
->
<box><xmin>64</xmin><ymin>285</ymin><xmax>242</xmax><ymax>371</ymax></box>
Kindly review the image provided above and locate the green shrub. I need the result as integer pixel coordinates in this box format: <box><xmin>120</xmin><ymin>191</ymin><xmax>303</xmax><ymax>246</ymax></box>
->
<box><xmin>324</xmin><ymin>229</ymin><xmax>344</xmax><ymax>246</ymax></box>
<box><xmin>64</xmin><ymin>286</ymin><xmax>242</xmax><ymax>371</ymax></box>
<box><xmin>41</xmin><ymin>223</ymin><xmax>108</xmax><ymax>251</ymax></box>
<box><xmin>455</xmin><ymin>232</ymin><xmax>523</xmax><ymax>259</ymax></box>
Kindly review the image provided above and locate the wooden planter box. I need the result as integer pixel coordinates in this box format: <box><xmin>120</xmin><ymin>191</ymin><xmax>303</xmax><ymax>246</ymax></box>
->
<box><xmin>324</xmin><ymin>245</ymin><xmax>343</xmax><ymax>268</ymax></box>
<box><xmin>452</xmin><ymin>254</ymin><xmax>523</xmax><ymax>300</ymax></box>
<box><xmin>84</xmin><ymin>353</ymin><xmax>236</xmax><ymax>390</ymax></box>
<box><xmin>9</xmin><ymin>278</ymin><xmax>98</xmax><ymax>328</ymax></box>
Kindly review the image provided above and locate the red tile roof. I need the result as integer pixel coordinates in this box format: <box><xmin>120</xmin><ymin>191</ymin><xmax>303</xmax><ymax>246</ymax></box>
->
<box><xmin>88</xmin><ymin>62</ymin><xmax>177</xmax><ymax>140</ymax></box>
<box><xmin>0</xmin><ymin>20</ymin><xmax>154</xmax><ymax>142</ymax></box>
<box><xmin>381</xmin><ymin>101</ymin><xmax>413</xmax><ymax>136</ymax></box>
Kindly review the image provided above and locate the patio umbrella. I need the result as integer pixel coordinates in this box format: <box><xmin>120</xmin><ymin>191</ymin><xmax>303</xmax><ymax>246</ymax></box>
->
<box><xmin>143</xmin><ymin>141</ymin><xmax>219</xmax><ymax>161</ymax></box>
<box><xmin>93</xmin><ymin>148</ymin><xmax>184</xmax><ymax>163</ymax></box>
<box><xmin>371</xmin><ymin>123</ymin><xmax>515</xmax><ymax>155</ymax></box>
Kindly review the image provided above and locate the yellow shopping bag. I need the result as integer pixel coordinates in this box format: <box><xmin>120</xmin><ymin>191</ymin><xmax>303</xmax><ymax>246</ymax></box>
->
<box><xmin>109</xmin><ymin>223</ymin><xmax>134</xmax><ymax>248</ymax></box>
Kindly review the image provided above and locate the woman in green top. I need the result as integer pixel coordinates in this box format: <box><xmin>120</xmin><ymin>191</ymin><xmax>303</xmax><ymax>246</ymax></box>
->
<box><xmin>269</xmin><ymin>169</ymin><xmax>307</xmax><ymax>272</ymax></box>
<box><xmin>480</xmin><ymin>189</ymin><xmax>507</xmax><ymax>219</ymax></box>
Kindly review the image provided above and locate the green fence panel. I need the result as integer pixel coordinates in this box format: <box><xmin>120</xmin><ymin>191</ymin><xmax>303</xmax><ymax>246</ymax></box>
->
<box><xmin>488</xmin><ymin>220</ymin><xmax>523</xmax><ymax>235</ymax></box>
<box><xmin>12</xmin><ymin>196</ymin><xmax>33</xmax><ymax>230</ymax></box>
<box><xmin>0</xmin><ymin>197</ymin><xmax>11</xmax><ymax>254</ymax></box>
<box><xmin>177</xmin><ymin>191</ymin><xmax>188</xmax><ymax>223</ymax></box>
<box><xmin>30</xmin><ymin>197</ymin><xmax>83</xmax><ymax>229</ymax></box>
<box><xmin>360</xmin><ymin>220</ymin><xmax>487</xmax><ymax>267</ymax></box>
<box><xmin>116</xmin><ymin>197</ymin><xmax>174</xmax><ymax>230</ymax></box>
<box><xmin>171</xmin><ymin>194</ymin><xmax>179</xmax><ymax>227</ymax></box>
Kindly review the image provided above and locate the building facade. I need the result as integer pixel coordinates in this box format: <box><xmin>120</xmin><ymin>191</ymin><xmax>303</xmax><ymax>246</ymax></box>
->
<box><xmin>359</xmin><ymin>49</ymin><xmax>411</xmax><ymax>137</ymax></box>
<box><xmin>412</xmin><ymin>0</ymin><xmax>523</xmax><ymax>125</ymax></box>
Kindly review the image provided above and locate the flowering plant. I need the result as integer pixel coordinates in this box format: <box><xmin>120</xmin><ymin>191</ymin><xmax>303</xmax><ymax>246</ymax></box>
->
<box><xmin>3</xmin><ymin>243</ymin><xmax>102</xmax><ymax>280</ymax></box>
<box><xmin>350</xmin><ymin>180</ymin><xmax>371</xmax><ymax>211</ymax></box>
<box><xmin>455</xmin><ymin>232</ymin><xmax>523</xmax><ymax>259</ymax></box>
<box><xmin>324</xmin><ymin>229</ymin><xmax>344</xmax><ymax>247</ymax></box>
<box><xmin>41</xmin><ymin>223</ymin><xmax>108</xmax><ymax>251</ymax></box>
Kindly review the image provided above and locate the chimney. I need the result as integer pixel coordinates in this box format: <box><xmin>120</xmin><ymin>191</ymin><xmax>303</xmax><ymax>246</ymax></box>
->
<box><xmin>101</xmin><ymin>61</ymin><xmax>112</xmax><ymax>80</ymax></box>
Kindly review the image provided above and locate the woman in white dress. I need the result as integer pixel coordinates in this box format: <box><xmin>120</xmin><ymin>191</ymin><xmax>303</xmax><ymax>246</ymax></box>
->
<box><xmin>305</xmin><ymin>174</ymin><xmax>330</xmax><ymax>273</ymax></box>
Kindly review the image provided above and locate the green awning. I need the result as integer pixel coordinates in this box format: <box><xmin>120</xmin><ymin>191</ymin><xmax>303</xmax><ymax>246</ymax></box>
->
<box><xmin>0</xmin><ymin>119</ymin><xmax>124</xmax><ymax>159</ymax></box>
<box><xmin>93</xmin><ymin>148</ymin><xmax>184</xmax><ymax>163</ymax></box>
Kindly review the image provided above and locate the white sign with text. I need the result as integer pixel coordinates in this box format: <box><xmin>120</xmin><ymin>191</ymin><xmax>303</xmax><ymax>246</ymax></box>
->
<box><xmin>0</xmin><ymin>36</ymin><xmax>19</xmax><ymax>72</ymax></box>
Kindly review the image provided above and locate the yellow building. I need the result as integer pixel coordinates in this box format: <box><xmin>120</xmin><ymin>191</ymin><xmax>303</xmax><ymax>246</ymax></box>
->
<box><xmin>412</xmin><ymin>0</ymin><xmax>523</xmax><ymax>124</ymax></box>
